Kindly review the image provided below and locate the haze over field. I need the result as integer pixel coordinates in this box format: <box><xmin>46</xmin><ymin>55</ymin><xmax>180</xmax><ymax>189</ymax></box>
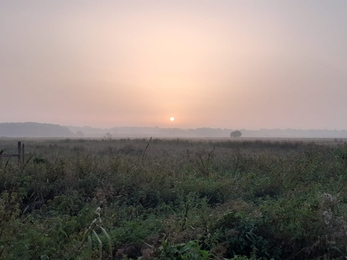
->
<box><xmin>1</xmin><ymin>1</ymin><xmax>347</xmax><ymax>130</ymax></box>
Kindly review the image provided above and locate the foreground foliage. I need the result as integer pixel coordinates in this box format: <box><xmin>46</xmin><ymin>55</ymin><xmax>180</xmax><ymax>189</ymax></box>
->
<box><xmin>1</xmin><ymin>138</ymin><xmax>347</xmax><ymax>259</ymax></box>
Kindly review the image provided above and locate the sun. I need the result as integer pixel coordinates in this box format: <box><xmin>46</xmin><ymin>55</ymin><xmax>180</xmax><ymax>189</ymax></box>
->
<box><xmin>170</xmin><ymin>117</ymin><xmax>175</xmax><ymax>122</ymax></box>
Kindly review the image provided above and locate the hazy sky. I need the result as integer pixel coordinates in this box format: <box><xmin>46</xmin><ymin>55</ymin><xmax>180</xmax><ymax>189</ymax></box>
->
<box><xmin>1</xmin><ymin>1</ymin><xmax>347</xmax><ymax>129</ymax></box>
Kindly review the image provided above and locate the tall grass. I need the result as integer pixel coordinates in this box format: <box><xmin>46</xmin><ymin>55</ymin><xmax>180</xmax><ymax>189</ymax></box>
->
<box><xmin>0</xmin><ymin>138</ymin><xmax>347</xmax><ymax>259</ymax></box>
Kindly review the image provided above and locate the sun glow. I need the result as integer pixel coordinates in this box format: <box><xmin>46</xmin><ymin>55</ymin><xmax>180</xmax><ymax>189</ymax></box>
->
<box><xmin>170</xmin><ymin>117</ymin><xmax>175</xmax><ymax>122</ymax></box>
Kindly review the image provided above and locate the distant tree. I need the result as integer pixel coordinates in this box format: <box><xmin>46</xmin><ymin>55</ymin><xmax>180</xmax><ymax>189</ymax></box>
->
<box><xmin>230</xmin><ymin>130</ymin><xmax>242</xmax><ymax>138</ymax></box>
<box><xmin>104</xmin><ymin>132</ymin><xmax>112</xmax><ymax>140</ymax></box>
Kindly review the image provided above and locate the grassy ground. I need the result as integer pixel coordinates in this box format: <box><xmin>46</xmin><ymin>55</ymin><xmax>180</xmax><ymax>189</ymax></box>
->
<box><xmin>1</xmin><ymin>137</ymin><xmax>347</xmax><ymax>259</ymax></box>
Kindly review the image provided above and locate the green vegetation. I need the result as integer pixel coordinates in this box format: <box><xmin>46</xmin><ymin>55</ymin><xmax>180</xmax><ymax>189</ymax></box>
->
<box><xmin>1</xmin><ymin>138</ymin><xmax>347</xmax><ymax>259</ymax></box>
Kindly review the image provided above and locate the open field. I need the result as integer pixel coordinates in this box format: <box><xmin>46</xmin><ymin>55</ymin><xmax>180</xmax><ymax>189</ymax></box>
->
<box><xmin>1</xmin><ymin>137</ymin><xmax>347</xmax><ymax>259</ymax></box>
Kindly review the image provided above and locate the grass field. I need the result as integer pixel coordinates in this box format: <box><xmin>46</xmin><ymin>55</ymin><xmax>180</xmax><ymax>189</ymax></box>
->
<box><xmin>1</xmin><ymin>137</ymin><xmax>347</xmax><ymax>259</ymax></box>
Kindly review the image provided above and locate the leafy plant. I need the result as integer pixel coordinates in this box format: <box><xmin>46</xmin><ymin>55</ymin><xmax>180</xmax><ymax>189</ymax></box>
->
<box><xmin>80</xmin><ymin>206</ymin><xmax>113</xmax><ymax>260</ymax></box>
<box><xmin>159</xmin><ymin>240</ymin><xmax>210</xmax><ymax>260</ymax></box>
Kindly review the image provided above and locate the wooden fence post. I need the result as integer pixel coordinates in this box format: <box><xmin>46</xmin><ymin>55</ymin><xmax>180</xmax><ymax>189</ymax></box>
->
<box><xmin>22</xmin><ymin>143</ymin><xmax>25</xmax><ymax>164</ymax></box>
<box><xmin>18</xmin><ymin>141</ymin><xmax>21</xmax><ymax>164</ymax></box>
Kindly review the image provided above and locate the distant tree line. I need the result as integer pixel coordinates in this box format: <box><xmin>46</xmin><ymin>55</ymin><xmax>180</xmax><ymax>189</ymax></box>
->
<box><xmin>0</xmin><ymin>122</ymin><xmax>75</xmax><ymax>137</ymax></box>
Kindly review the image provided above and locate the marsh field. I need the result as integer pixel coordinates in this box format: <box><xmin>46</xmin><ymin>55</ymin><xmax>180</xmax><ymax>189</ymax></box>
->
<box><xmin>1</xmin><ymin>138</ymin><xmax>347</xmax><ymax>259</ymax></box>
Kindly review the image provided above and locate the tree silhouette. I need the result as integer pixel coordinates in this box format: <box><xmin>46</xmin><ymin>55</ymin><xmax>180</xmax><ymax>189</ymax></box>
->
<box><xmin>230</xmin><ymin>130</ymin><xmax>242</xmax><ymax>138</ymax></box>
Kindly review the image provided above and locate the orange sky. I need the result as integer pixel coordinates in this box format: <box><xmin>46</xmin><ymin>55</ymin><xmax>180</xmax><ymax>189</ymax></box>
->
<box><xmin>1</xmin><ymin>1</ymin><xmax>347</xmax><ymax>129</ymax></box>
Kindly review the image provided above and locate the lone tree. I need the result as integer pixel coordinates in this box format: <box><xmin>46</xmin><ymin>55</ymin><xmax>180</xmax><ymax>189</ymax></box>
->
<box><xmin>230</xmin><ymin>130</ymin><xmax>242</xmax><ymax>138</ymax></box>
